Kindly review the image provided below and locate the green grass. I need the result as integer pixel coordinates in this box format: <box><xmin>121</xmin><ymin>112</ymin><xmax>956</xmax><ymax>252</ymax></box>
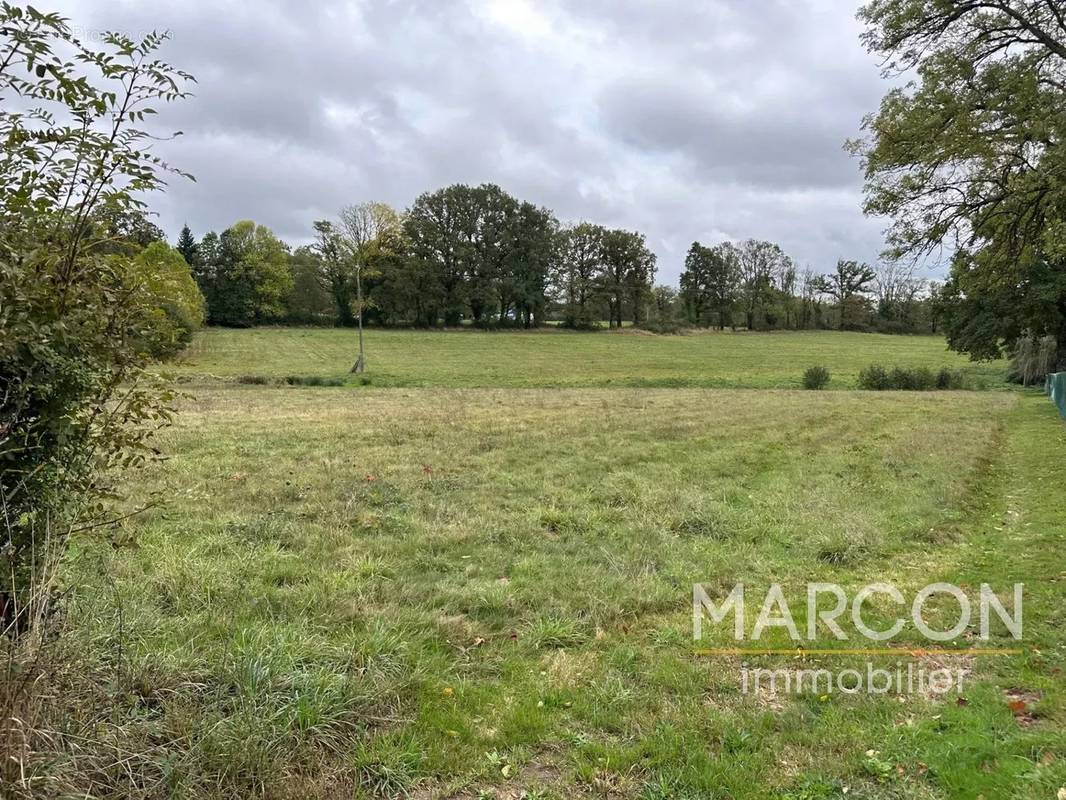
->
<box><xmin>171</xmin><ymin>327</ymin><xmax>1008</xmax><ymax>389</ymax></box>
<box><xmin>44</xmin><ymin>374</ymin><xmax>1066</xmax><ymax>798</ymax></box>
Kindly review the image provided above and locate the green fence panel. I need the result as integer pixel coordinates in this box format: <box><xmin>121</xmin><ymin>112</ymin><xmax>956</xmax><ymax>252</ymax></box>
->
<box><xmin>1047</xmin><ymin>372</ymin><xmax>1066</xmax><ymax>418</ymax></box>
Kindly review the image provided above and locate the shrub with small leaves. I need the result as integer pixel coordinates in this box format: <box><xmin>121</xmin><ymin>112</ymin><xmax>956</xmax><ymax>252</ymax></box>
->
<box><xmin>0</xmin><ymin>10</ymin><xmax>194</xmax><ymax>620</ymax></box>
<box><xmin>858</xmin><ymin>364</ymin><xmax>891</xmax><ymax>390</ymax></box>
<box><xmin>936</xmin><ymin>367</ymin><xmax>965</xmax><ymax>389</ymax></box>
<box><xmin>860</xmin><ymin>364</ymin><xmax>965</xmax><ymax>390</ymax></box>
<box><xmin>802</xmin><ymin>366</ymin><xmax>831</xmax><ymax>390</ymax></box>
<box><xmin>889</xmin><ymin>366</ymin><xmax>934</xmax><ymax>390</ymax></box>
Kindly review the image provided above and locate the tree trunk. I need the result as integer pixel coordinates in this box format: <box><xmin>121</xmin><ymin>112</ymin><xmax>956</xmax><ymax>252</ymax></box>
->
<box><xmin>351</xmin><ymin>266</ymin><xmax>365</xmax><ymax>373</ymax></box>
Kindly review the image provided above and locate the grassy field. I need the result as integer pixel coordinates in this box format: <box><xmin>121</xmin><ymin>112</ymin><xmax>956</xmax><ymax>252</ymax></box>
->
<box><xmin>41</xmin><ymin>330</ymin><xmax>1066</xmax><ymax>799</ymax></box>
<box><xmin>172</xmin><ymin>327</ymin><xmax>1008</xmax><ymax>389</ymax></box>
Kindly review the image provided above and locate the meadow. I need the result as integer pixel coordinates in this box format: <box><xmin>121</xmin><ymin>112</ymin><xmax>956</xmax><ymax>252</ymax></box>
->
<box><xmin>172</xmin><ymin>327</ymin><xmax>1007</xmax><ymax>389</ymax></box>
<box><xmin>45</xmin><ymin>329</ymin><xmax>1066</xmax><ymax>799</ymax></box>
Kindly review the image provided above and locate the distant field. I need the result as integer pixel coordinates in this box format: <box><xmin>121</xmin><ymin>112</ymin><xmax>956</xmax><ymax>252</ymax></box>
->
<box><xmin>58</xmin><ymin>387</ymin><xmax>1066</xmax><ymax>798</ymax></box>
<box><xmin>172</xmin><ymin>327</ymin><xmax>1009</xmax><ymax>389</ymax></box>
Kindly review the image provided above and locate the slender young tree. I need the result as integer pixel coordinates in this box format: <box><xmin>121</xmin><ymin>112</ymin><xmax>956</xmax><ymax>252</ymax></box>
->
<box><xmin>338</xmin><ymin>202</ymin><xmax>404</xmax><ymax>370</ymax></box>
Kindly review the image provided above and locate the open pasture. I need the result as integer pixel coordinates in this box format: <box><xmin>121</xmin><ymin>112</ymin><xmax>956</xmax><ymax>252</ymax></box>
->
<box><xmin>53</xmin><ymin>370</ymin><xmax>1066</xmax><ymax>799</ymax></box>
<box><xmin>172</xmin><ymin>328</ymin><xmax>1008</xmax><ymax>389</ymax></box>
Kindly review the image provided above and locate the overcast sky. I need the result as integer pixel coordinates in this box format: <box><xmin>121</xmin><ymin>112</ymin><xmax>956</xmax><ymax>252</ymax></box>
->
<box><xmin>57</xmin><ymin>0</ymin><xmax>897</xmax><ymax>285</ymax></box>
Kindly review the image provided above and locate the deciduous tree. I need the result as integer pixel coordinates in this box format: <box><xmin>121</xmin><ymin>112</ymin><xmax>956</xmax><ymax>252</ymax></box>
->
<box><xmin>737</xmin><ymin>240</ymin><xmax>791</xmax><ymax>330</ymax></box>
<box><xmin>854</xmin><ymin>0</ymin><xmax>1066</xmax><ymax>362</ymax></box>
<box><xmin>598</xmin><ymin>229</ymin><xmax>656</xmax><ymax>328</ymax></box>
<box><xmin>555</xmin><ymin>222</ymin><xmax>606</xmax><ymax>328</ymax></box>
<box><xmin>205</xmin><ymin>221</ymin><xmax>292</xmax><ymax>326</ymax></box>
<box><xmin>813</xmin><ymin>260</ymin><xmax>877</xmax><ymax>330</ymax></box>
<box><xmin>680</xmin><ymin>241</ymin><xmax>740</xmax><ymax>329</ymax></box>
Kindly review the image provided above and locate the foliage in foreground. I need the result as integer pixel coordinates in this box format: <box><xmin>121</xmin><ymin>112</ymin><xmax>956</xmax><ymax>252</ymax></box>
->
<box><xmin>0</xmin><ymin>6</ymin><xmax>195</xmax><ymax>787</ymax></box>
<box><xmin>0</xmin><ymin>4</ymin><xmax>194</xmax><ymax>611</ymax></box>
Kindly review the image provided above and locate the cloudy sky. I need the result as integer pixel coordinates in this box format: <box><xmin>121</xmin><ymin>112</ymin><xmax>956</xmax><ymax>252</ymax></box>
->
<box><xmin>57</xmin><ymin>0</ymin><xmax>897</xmax><ymax>285</ymax></box>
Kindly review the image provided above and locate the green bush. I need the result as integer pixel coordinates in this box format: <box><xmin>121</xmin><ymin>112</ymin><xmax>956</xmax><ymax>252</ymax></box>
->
<box><xmin>857</xmin><ymin>364</ymin><xmax>891</xmax><ymax>390</ymax></box>
<box><xmin>889</xmin><ymin>366</ymin><xmax>934</xmax><ymax>390</ymax></box>
<box><xmin>284</xmin><ymin>375</ymin><xmax>346</xmax><ymax>387</ymax></box>
<box><xmin>802</xmin><ymin>366</ymin><xmax>831</xmax><ymax>389</ymax></box>
<box><xmin>132</xmin><ymin>242</ymin><xmax>206</xmax><ymax>359</ymax></box>
<box><xmin>0</xmin><ymin>14</ymin><xmax>194</xmax><ymax>625</ymax></box>
<box><xmin>859</xmin><ymin>364</ymin><xmax>966</xmax><ymax>390</ymax></box>
<box><xmin>936</xmin><ymin>367</ymin><xmax>965</xmax><ymax>389</ymax></box>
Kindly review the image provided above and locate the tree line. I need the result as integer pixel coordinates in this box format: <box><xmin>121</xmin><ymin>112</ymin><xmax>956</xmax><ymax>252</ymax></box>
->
<box><xmin>678</xmin><ymin>242</ymin><xmax>939</xmax><ymax>334</ymax></box>
<box><xmin>176</xmin><ymin>183</ymin><xmax>659</xmax><ymax>330</ymax></box>
<box><xmin>175</xmin><ymin>185</ymin><xmax>938</xmax><ymax>334</ymax></box>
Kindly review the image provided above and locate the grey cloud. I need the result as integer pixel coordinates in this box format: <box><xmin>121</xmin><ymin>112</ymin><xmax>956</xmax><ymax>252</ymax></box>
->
<box><xmin>55</xmin><ymin>0</ymin><xmax>900</xmax><ymax>283</ymax></box>
<box><xmin>597</xmin><ymin>75</ymin><xmax>860</xmax><ymax>189</ymax></box>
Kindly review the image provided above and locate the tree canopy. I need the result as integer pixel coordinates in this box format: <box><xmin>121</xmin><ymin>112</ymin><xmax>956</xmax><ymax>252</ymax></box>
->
<box><xmin>855</xmin><ymin>0</ymin><xmax>1066</xmax><ymax>363</ymax></box>
<box><xmin>196</xmin><ymin>220</ymin><xmax>292</xmax><ymax>326</ymax></box>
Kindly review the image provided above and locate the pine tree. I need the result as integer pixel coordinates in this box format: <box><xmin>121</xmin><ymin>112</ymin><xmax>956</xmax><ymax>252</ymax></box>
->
<box><xmin>176</xmin><ymin>223</ymin><xmax>199</xmax><ymax>266</ymax></box>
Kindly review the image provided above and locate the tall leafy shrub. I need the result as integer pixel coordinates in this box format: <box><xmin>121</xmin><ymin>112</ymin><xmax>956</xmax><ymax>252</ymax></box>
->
<box><xmin>0</xmin><ymin>7</ymin><xmax>194</xmax><ymax>627</ymax></box>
